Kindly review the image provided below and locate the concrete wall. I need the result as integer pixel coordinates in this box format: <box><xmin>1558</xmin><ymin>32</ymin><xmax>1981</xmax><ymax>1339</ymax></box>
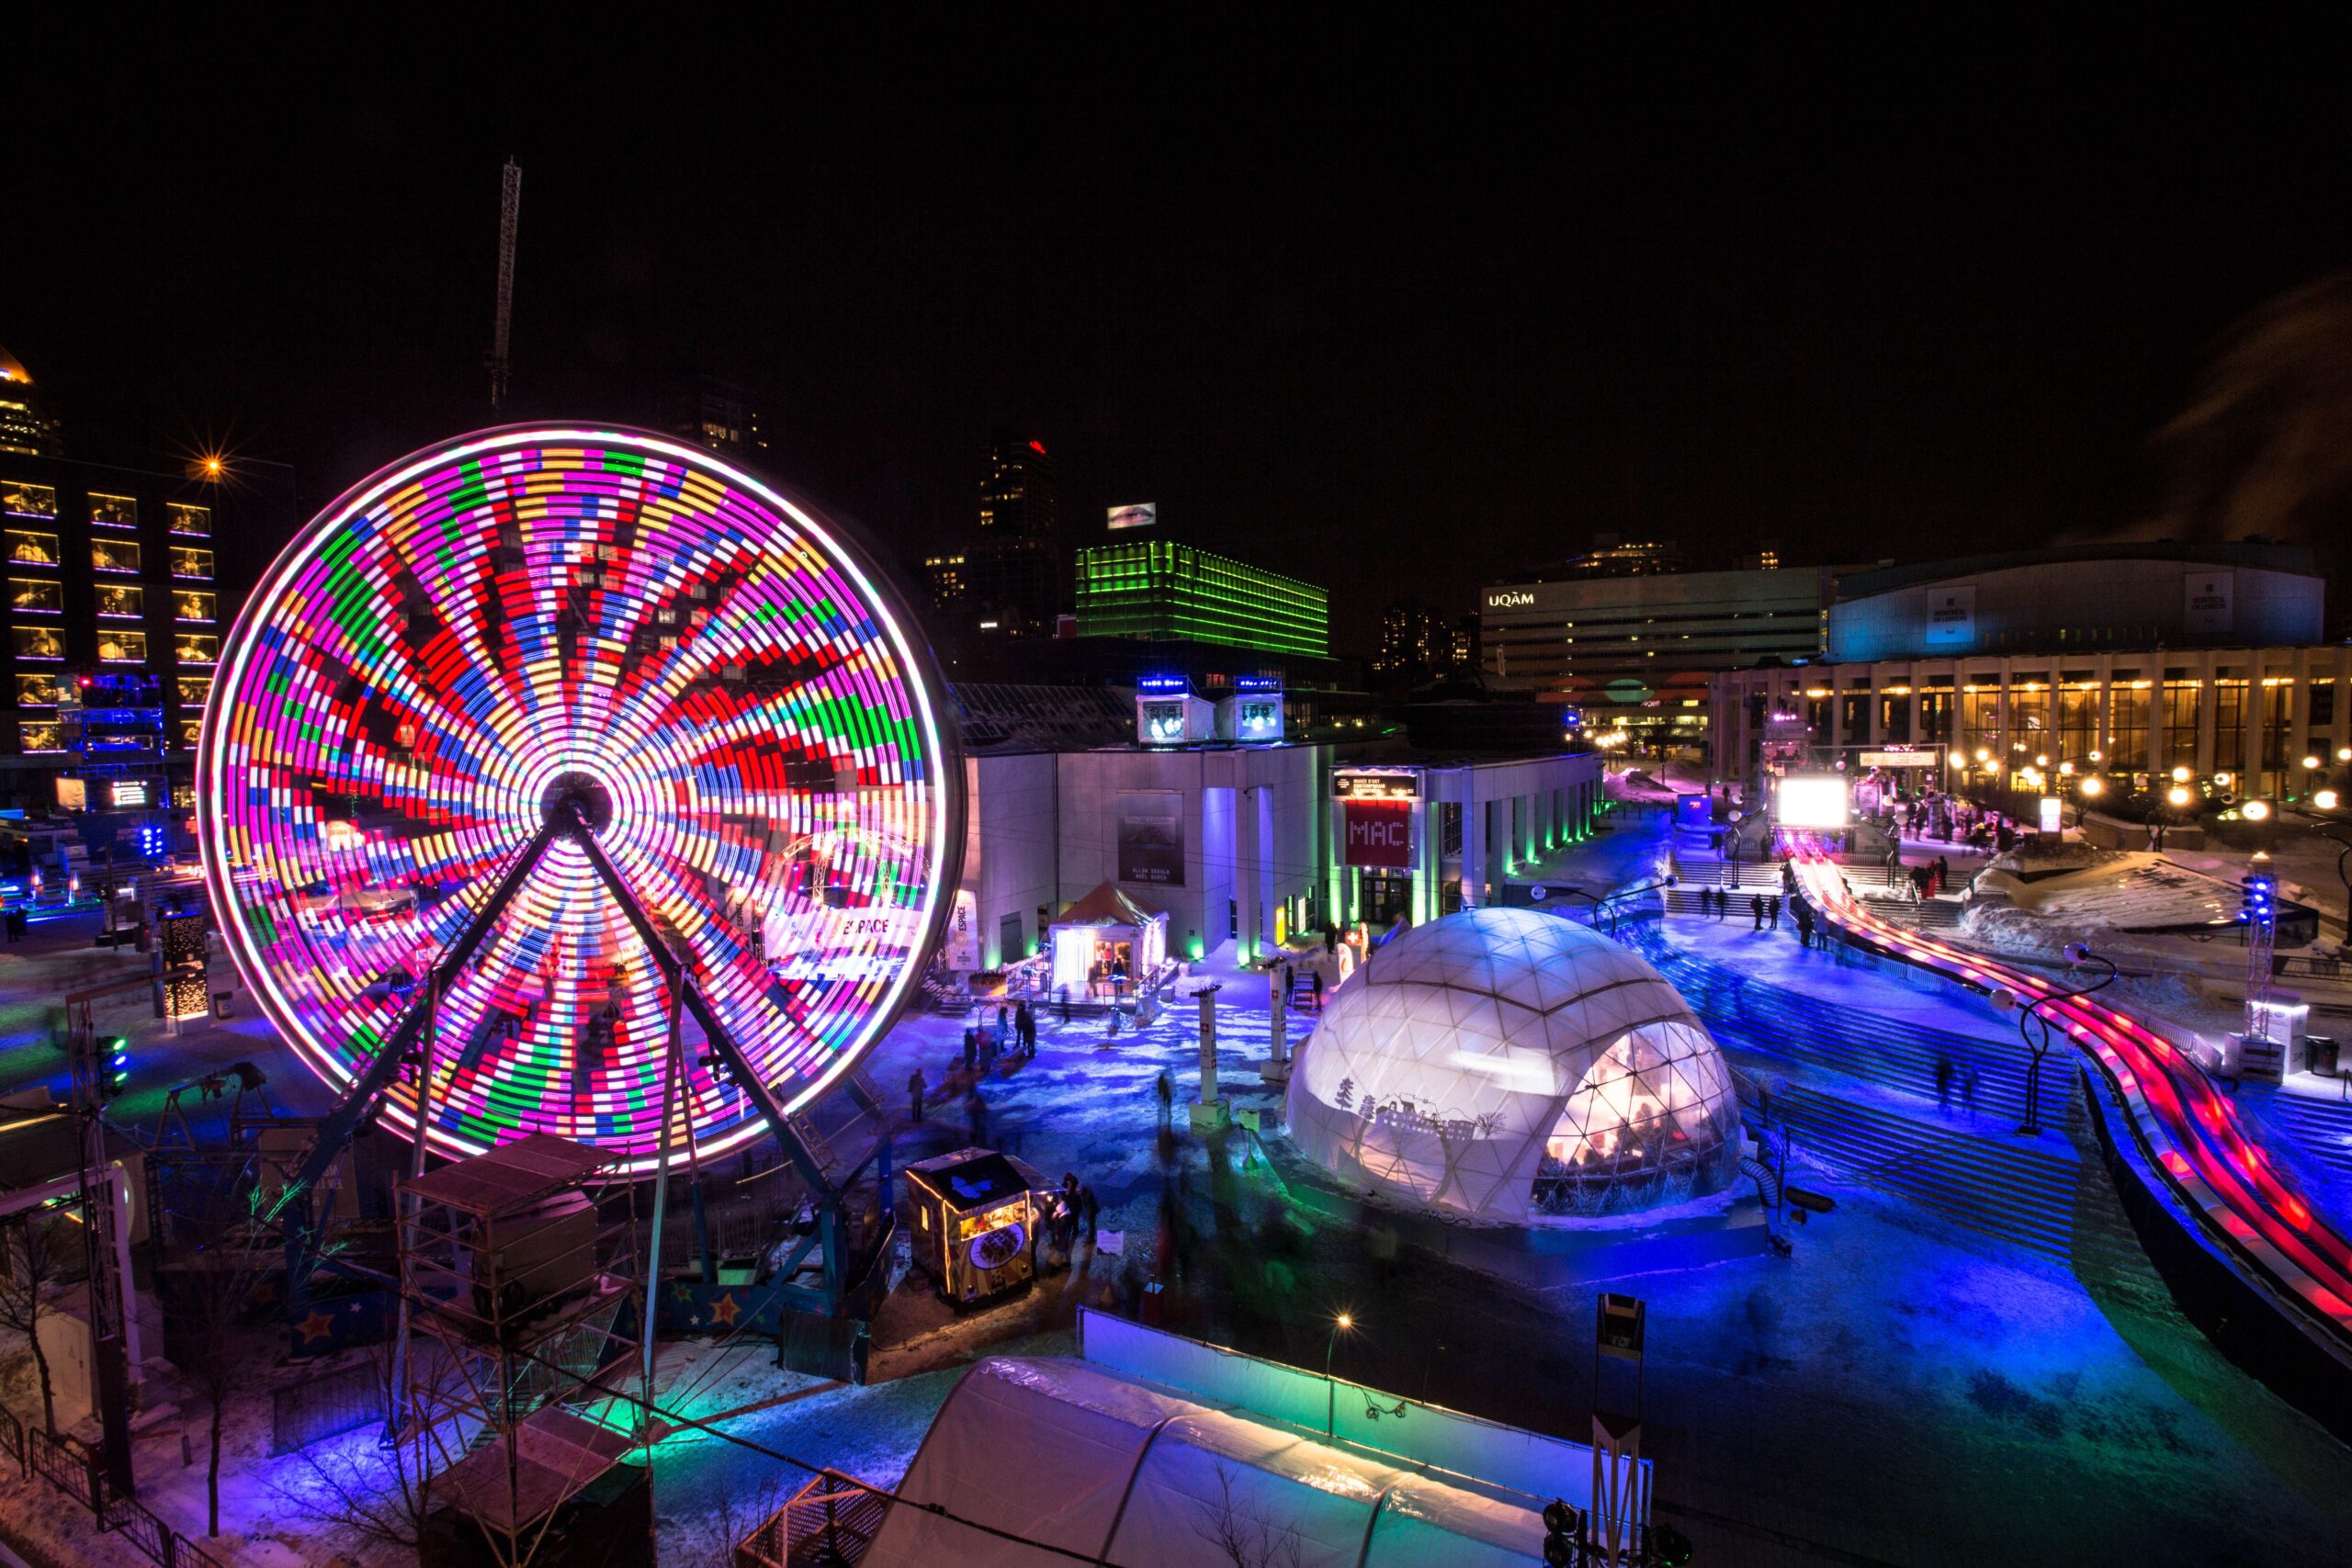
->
<box><xmin>966</xmin><ymin>752</ymin><xmax>1059</xmax><ymax>967</ymax></box>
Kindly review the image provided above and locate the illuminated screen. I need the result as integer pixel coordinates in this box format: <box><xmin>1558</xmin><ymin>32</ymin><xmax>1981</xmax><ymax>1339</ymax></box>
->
<box><xmin>2037</xmin><ymin>796</ymin><xmax>2063</xmax><ymax>834</ymax></box>
<box><xmin>1776</xmin><ymin>776</ymin><xmax>1849</xmax><ymax>829</ymax></box>
<box><xmin>197</xmin><ymin>427</ymin><xmax>958</xmax><ymax>1170</ymax></box>
<box><xmin>1106</xmin><ymin>502</ymin><xmax>1156</xmax><ymax>530</ymax></box>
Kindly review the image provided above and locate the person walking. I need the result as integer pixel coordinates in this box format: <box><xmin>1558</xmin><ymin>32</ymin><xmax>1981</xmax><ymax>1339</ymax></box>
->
<box><xmin>963</xmin><ymin>1027</ymin><xmax>978</xmax><ymax>1075</ymax></box>
<box><xmin>1793</xmin><ymin>902</ymin><xmax>1814</xmax><ymax>950</ymax></box>
<box><xmin>1156</xmin><ymin>1068</ymin><xmax>1174</xmax><ymax>1131</ymax></box>
<box><xmin>907</xmin><ymin>1066</ymin><xmax>926</xmax><ymax>1123</ymax></box>
<box><xmin>1768</xmin><ymin>894</ymin><xmax>1781</xmax><ymax>931</ymax></box>
<box><xmin>1750</xmin><ymin>894</ymin><xmax>1766</xmax><ymax>931</ymax></box>
<box><xmin>966</xmin><ymin>1084</ymin><xmax>989</xmax><ymax>1148</ymax></box>
<box><xmin>1961</xmin><ymin>1062</ymin><xmax>1980</xmax><ymax>1114</ymax></box>
<box><xmin>1934</xmin><ymin>1055</ymin><xmax>1953</xmax><ymax>1110</ymax></box>
<box><xmin>1311</xmin><ymin>969</ymin><xmax>1325</xmax><ymax>1010</ymax></box>
<box><xmin>1080</xmin><ymin>1179</ymin><xmax>1100</xmax><ymax>1245</ymax></box>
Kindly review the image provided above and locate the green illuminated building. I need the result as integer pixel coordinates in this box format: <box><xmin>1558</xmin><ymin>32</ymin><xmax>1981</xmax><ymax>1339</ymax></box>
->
<box><xmin>1074</xmin><ymin>540</ymin><xmax>1329</xmax><ymax>658</ymax></box>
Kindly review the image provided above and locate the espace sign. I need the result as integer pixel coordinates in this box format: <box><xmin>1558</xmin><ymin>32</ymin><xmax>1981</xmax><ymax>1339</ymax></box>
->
<box><xmin>1341</xmin><ymin>800</ymin><xmax>1415</xmax><ymax>868</ymax></box>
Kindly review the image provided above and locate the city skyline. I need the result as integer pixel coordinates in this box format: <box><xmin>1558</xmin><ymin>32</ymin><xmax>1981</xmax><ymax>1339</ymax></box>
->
<box><xmin>11</xmin><ymin>52</ymin><xmax>2352</xmax><ymax>653</ymax></box>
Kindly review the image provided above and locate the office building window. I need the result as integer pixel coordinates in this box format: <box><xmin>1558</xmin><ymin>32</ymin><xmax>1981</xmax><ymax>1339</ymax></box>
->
<box><xmin>2258</xmin><ymin>680</ymin><xmax>2292</xmax><ymax>782</ymax></box>
<box><xmin>174</xmin><ymin>632</ymin><xmax>218</xmax><ymax>665</ymax></box>
<box><xmin>89</xmin><ymin>493</ymin><xmax>139</xmax><ymax>527</ymax></box>
<box><xmin>1879</xmin><ymin>693</ymin><xmax>1912</xmax><ymax>742</ymax></box>
<box><xmin>2213</xmin><ymin>677</ymin><xmax>2248</xmax><ymax>776</ymax></box>
<box><xmin>19</xmin><ymin>721</ymin><xmax>64</xmax><ymax>753</ymax></box>
<box><xmin>13</xmin><ymin>624</ymin><xmax>64</xmax><ymax>660</ymax></box>
<box><xmin>2</xmin><ymin>480</ymin><xmax>57</xmax><ymax>518</ymax></box>
<box><xmin>170</xmin><ymin>546</ymin><xmax>212</xmax><ymax>580</ymax></box>
<box><xmin>1917</xmin><ymin>688</ymin><xmax>1952</xmax><ymax>745</ymax></box>
<box><xmin>173</xmin><ymin>589</ymin><xmax>216</xmax><ymax>622</ymax></box>
<box><xmin>168</xmin><ymin>502</ymin><xmax>210</xmax><ymax>535</ymax></box>
<box><xmin>96</xmin><ymin>583</ymin><xmax>143</xmax><ymax>618</ymax></box>
<box><xmin>6</xmin><ymin>528</ymin><xmax>58</xmax><ymax>565</ymax></box>
<box><xmin>91</xmin><ymin>538</ymin><xmax>141</xmax><ymax>574</ymax></box>
<box><xmin>2111</xmin><ymin>680</ymin><xmax>2151</xmax><ymax>771</ymax></box>
<box><xmin>2162</xmin><ymin>675</ymin><xmax>2199</xmax><ymax>763</ymax></box>
<box><xmin>10</xmin><ymin>577</ymin><xmax>61</xmax><ymax>614</ymax></box>
<box><xmin>1961</xmin><ymin>687</ymin><xmax>2001</xmax><ymax>757</ymax></box>
<box><xmin>96</xmin><ymin>627</ymin><xmax>146</xmax><ymax>663</ymax></box>
<box><xmin>17</xmin><ymin>671</ymin><xmax>62</xmax><ymax>706</ymax></box>
<box><xmin>2310</xmin><ymin>681</ymin><xmax>2335</xmax><ymax>730</ymax></box>
<box><xmin>2058</xmin><ymin>683</ymin><xmax>2098</xmax><ymax>762</ymax></box>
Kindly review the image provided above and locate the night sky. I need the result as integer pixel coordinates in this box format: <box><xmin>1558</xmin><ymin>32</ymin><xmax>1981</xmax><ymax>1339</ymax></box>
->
<box><xmin>11</xmin><ymin>47</ymin><xmax>2351</xmax><ymax>651</ymax></box>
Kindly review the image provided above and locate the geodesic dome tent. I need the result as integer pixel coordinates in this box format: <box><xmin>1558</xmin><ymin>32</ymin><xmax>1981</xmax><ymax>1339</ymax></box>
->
<box><xmin>1285</xmin><ymin>907</ymin><xmax>1739</xmax><ymax>1220</ymax></box>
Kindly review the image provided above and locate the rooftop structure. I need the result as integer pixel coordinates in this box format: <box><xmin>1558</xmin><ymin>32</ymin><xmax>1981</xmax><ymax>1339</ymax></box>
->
<box><xmin>1075</xmin><ymin>538</ymin><xmax>1329</xmax><ymax>658</ymax></box>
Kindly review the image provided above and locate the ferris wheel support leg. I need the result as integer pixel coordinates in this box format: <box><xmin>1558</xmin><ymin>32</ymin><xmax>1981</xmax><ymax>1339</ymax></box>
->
<box><xmin>269</xmin><ymin>821</ymin><xmax>566</xmax><ymax>1333</ymax></box>
<box><xmin>569</xmin><ymin>823</ymin><xmax>864</xmax><ymax>1313</ymax></box>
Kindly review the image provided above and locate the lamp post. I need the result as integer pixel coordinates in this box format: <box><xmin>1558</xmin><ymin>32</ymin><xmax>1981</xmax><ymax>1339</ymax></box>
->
<box><xmin>1326</xmin><ymin>1313</ymin><xmax>1354</xmax><ymax>1438</ymax></box>
<box><xmin>2002</xmin><ymin>942</ymin><xmax>2117</xmax><ymax>1137</ymax></box>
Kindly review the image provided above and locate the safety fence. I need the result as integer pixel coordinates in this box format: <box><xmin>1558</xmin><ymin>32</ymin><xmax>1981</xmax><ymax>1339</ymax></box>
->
<box><xmin>737</xmin><ymin>1470</ymin><xmax>889</xmax><ymax>1567</ymax></box>
<box><xmin>3</xmin><ymin>1416</ymin><xmax>233</xmax><ymax>1568</ymax></box>
<box><xmin>270</xmin><ymin>1357</ymin><xmax>385</xmax><ymax>1453</ymax></box>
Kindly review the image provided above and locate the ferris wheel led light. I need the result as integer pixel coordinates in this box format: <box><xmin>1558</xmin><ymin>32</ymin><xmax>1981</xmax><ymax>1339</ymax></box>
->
<box><xmin>197</xmin><ymin>426</ymin><xmax>959</xmax><ymax>1171</ymax></box>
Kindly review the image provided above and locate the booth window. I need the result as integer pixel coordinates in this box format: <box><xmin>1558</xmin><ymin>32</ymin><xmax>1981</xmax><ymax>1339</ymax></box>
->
<box><xmin>6</xmin><ymin>528</ymin><xmax>58</xmax><ymax>566</ymax></box>
<box><xmin>168</xmin><ymin>502</ymin><xmax>210</xmax><ymax>535</ymax></box>
<box><xmin>2</xmin><ymin>481</ymin><xmax>56</xmax><ymax>518</ymax></box>
<box><xmin>91</xmin><ymin>538</ymin><xmax>141</xmax><ymax>574</ymax></box>
<box><xmin>97</xmin><ymin>628</ymin><xmax>147</xmax><ymax>663</ymax></box>
<box><xmin>174</xmin><ymin>589</ymin><xmax>216</xmax><ymax>622</ymax></box>
<box><xmin>89</xmin><ymin>492</ymin><xmax>139</xmax><ymax>527</ymax></box>
<box><xmin>96</xmin><ymin>583</ymin><xmax>143</xmax><ymax>618</ymax></box>
<box><xmin>19</xmin><ymin>721</ymin><xmax>64</xmax><ymax>753</ymax></box>
<box><xmin>175</xmin><ymin>632</ymin><xmax>218</xmax><ymax>666</ymax></box>
<box><xmin>17</xmin><ymin>672</ymin><xmax>61</xmax><ymax>707</ymax></box>
<box><xmin>10</xmin><ymin>577</ymin><xmax>61</xmax><ymax>614</ymax></box>
<box><xmin>11</xmin><ymin>624</ymin><xmax>63</xmax><ymax>660</ymax></box>
<box><xmin>170</xmin><ymin>545</ymin><xmax>213</xmax><ymax>580</ymax></box>
<box><xmin>175</xmin><ymin>673</ymin><xmax>211</xmax><ymax>706</ymax></box>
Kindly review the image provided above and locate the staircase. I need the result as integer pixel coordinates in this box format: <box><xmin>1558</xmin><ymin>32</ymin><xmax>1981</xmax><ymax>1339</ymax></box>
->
<box><xmin>1762</xmin><ymin>1081</ymin><xmax>2078</xmax><ymax>1258</ymax></box>
<box><xmin>1624</xmin><ymin>922</ymin><xmax>2074</xmax><ymax>1125</ymax></box>
<box><xmin>2261</xmin><ymin>1089</ymin><xmax>2352</xmax><ymax>1179</ymax></box>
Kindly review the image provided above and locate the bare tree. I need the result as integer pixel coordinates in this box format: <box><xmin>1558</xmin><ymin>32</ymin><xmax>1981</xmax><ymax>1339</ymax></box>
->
<box><xmin>0</xmin><ymin>1211</ymin><xmax>67</xmax><ymax>1435</ymax></box>
<box><xmin>160</xmin><ymin>1156</ymin><xmax>277</xmax><ymax>1538</ymax></box>
<box><xmin>1191</xmin><ymin>1461</ymin><xmax>1305</xmax><ymax>1568</ymax></box>
<box><xmin>262</xmin><ymin>1345</ymin><xmax>434</xmax><ymax>1552</ymax></box>
<box><xmin>705</xmin><ymin>1470</ymin><xmax>788</xmax><ymax>1567</ymax></box>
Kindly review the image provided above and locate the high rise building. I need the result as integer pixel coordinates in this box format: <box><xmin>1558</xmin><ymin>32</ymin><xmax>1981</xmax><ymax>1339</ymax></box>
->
<box><xmin>1075</xmin><ymin>540</ymin><xmax>1328</xmax><ymax>659</ymax></box>
<box><xmin>652</xmin><ymin>370</ymin><xmax>769</xmax><ymax>459</ymax></box>
<box><xmin>0</xmin><ymin>344</ymin><xmax>62</xmax><ymax>457</ymax></box>
<box><xmin>923</xmin><ymin>432</ymin><xmax>1065</xmax><ymax>652</ymax></box>
<box><xmin>977</xmin><ymin>430</ymin><xmax>1057</xmax><ymax>536</ymax></box>
<box><xmin>1375</xmin><ymin>599</ymin><xmax>1456</xmax><ymax>680</ymax></box>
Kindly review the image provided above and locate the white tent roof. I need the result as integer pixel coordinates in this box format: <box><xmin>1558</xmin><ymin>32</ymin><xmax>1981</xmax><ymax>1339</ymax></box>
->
<box><xmin>862</xmin><ymin>1355</ymin><xmax>1545</xmax><ymax>1568</ymax></box>
<box><xmin>1283</xmin><ymin>907</ymin><xmax>1736</xmax><ymax>1221</ymax></box>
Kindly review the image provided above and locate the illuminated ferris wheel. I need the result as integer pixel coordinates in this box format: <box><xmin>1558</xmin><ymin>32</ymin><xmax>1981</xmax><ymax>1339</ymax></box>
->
<box><xmin>197</xmin><ymin>427</ymin><xmax>960</xmax><ymax>1172</ymax></box>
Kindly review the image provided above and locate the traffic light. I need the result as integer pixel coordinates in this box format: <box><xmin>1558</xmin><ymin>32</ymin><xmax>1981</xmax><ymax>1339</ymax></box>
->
<box><xmin>99</xmin><ymin>1035</ymin><xmax>130</xmax><ymax>1101</ymax></box>
<box><xmin>1543</xmin><ymin>1498</ymin><xmax>1585</xmax><ymax>1567</ymax></box>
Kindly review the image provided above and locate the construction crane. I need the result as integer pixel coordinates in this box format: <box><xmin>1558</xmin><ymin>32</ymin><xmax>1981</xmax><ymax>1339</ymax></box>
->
<box><xmin>487</xmin><ymin>156</ymin><xmax>521</xmax><ymax>410</ymax></box>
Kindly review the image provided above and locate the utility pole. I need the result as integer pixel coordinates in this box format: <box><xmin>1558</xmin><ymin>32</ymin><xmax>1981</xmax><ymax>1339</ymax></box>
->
<box><xmin>487</xmin><ymin>156</ymin><xmax>520</xmax><ymax>411</ymax></box>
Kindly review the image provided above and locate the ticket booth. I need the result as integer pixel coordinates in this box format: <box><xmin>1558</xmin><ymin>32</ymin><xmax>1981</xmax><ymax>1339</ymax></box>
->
<box><xmin>905</xmin><ymin>1149</ymin><xmax>1042</xmax><ymax>1307</ymax></box>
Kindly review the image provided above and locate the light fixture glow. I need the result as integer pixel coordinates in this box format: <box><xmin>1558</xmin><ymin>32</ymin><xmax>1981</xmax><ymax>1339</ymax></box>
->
<box><xmin>195</xmin><ymin>426</ymin><xmax>958</xmax><ymax>1172</ymax></box>
<box><xmin>2172</xmin><ymin>765</ymin><xmax>2193</xmax><ymax>784</ymax></box>
<box><xmin>2168</xmin><ymin>785</ymin><xmax>2193</xmax><ymax>807</ymax></box>
<box><xmin>2242</xmin><ymin>799</ymin><xmax>2272</xmax><ymax>821</ymax></box>
<box><xmin>2080</xmin><ymin>776</ymin><xmax>2104</xmax><ymax>796</ymax></box>
<box><xmin>2318</xmin><ymin>789</ymin><xmax>2341</xmax><ymax>809</ymax></box>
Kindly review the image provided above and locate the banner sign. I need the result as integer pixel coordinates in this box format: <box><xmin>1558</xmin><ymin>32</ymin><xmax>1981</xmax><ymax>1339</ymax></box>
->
<box><xmin>1334</xmin><ymin>769</ymin><xmax>1419</xmax><ymax>801</ymax></box>
<box><xmin>1342</xmin><ymin>798</ymin><xmax>1416</xmax><ymax>868</ymax></box>
<box><xmin>1859</xmin><ymin>750</ymin><xmax>1937</xmax><ymax>768</ymax></box>
<box><xmin>1116</xmin><ymin>791</ymin><xmax>1186</xmax><ymax>886</ymax></box>
<box><xmin>1923</xmin><ymin>585</ymin><xmax>1976</xmax><ymax>649</ymax></box>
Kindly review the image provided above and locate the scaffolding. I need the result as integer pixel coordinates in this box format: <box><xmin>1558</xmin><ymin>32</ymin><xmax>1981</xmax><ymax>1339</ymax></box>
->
<box><xmin>398</xmin><ymin>1134</ymin><xmax>650</xmax><ymax>1567</ymax></box>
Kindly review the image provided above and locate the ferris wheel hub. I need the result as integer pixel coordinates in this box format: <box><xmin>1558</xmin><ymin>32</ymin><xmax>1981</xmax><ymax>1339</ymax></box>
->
<box><xmin>539</xmin><ymin>770</ymin><xmax>615</xmax><ymax>834</ymax></box>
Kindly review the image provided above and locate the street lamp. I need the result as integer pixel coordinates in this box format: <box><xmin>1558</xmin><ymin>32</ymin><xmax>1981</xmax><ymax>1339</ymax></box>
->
<box><xmin>2167</xmin><ymin>784</ymin><xmax>2192</xmax><ymax>808</ymax></box>
<box><xmin>1999</xmin><ymin>942</ymin><xmax>2118</xmax><ymax>1136</ymax></box>
<box><xmin>1326</xmin><ymin>1312</ymin><xmax>1356</xmax><ymax>1438</ymax></box>
<box><xmin>2243</xmin><ymin>799</ymin><xmax>2272</xmax><ymax>822</ymax></box>
<box><xmin>2172</xmin><ymin>765</ymin><xmax>2193</xmax><ymax>784</ymax></box>
<box><xmin>2079</xmin><ymin>775</ymin><xmax>2104</xmax><ymax>798</ymax></box>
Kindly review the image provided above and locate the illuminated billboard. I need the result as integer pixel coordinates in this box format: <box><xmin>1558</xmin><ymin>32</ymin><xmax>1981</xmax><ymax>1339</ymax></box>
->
<box><xmin>1775</xmin><ymin>775</ymin><xmax>1849</xmax><ymax>829</ymax></box>
<box><xmin>1106</xmin><ymin>502</ymin><xmax>1157</xmax><ymax>530</ymax></box>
